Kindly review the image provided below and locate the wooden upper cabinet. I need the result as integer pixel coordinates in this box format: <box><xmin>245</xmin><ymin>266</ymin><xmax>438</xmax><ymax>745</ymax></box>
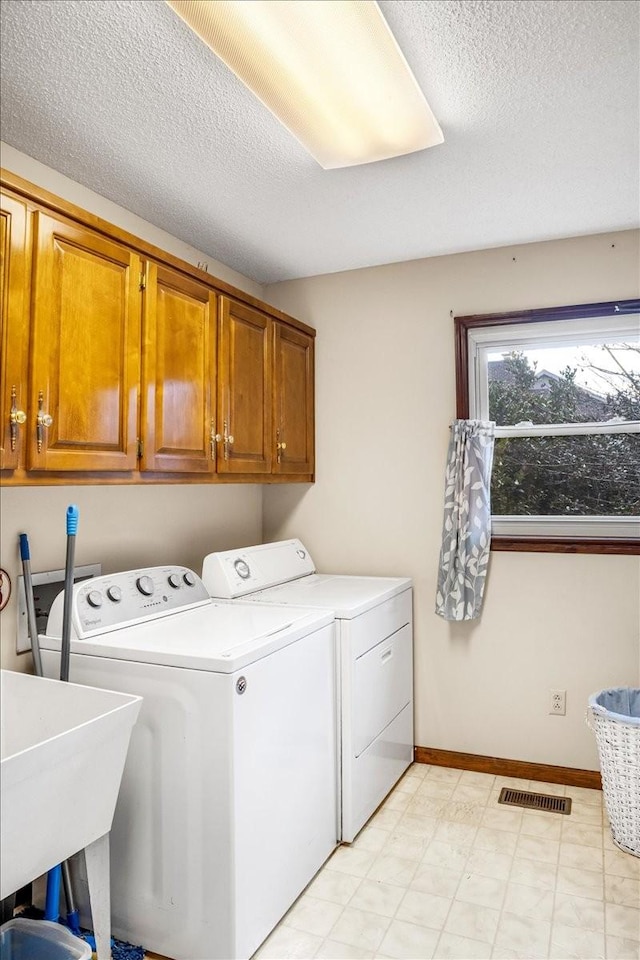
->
<box><xmin>141</xmin><ymin>263</ymin><xmax>217</xmax><ymax>474</ymax></box>
<box><xmin>0</xmin><ymin>172</ymin><xmax>316</xmax><ymax>484</ymax></box>
<box><xmin>27</xmin><ymin>212</ymin><xmax>142</xmax><ymax>471</ymax></box>
<box><xmin>217</xmin><ymin>297</ymin><xmax>272</xmax><ymax>475</ymax></box>
<box><xmin>0</xmin><ymin>193</ymin><xmax>30</xmax><ymax>470</ymax></box>
<box><xmin>272</xmin><ymin>322</ymin><xmax>315</xmax><ymax>477</ymax></box>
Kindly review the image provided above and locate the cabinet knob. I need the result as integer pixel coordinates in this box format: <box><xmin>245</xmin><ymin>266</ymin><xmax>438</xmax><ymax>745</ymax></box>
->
<box><xmin>209</xmin><ymin>420</ymin><xmax>222</xmax><ymax>461</ymax></box>
<box><xmin>223</xmin><ymin>421</ymin><xmax>234</xmax><ymax>460</ymax></box>
<box><xmin>36</xmin><ymin>391</ymin><xmax>53</xmax><ymax>453</ymax></box>
<box><xmin>9</xmin><ymin>385</ymin><xmax>25</xmax><ymax>452</ymax></box>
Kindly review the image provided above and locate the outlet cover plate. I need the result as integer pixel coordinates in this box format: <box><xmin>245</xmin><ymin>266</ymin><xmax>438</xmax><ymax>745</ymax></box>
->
<box><xmin>549</xmin><ymin>689</ymin><xmax>567</xmax><ymax>716</ymax></box>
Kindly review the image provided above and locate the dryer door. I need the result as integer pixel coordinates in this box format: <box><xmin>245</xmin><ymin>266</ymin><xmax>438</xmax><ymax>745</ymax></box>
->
<box><xmin>353</xmin><ymin>623</ymin><xmax>412</xmax><ymax>757</ymax></box>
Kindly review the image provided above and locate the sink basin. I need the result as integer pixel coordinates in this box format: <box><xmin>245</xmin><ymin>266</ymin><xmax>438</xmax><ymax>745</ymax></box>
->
<box><xmin>0</xmin><ymin>669</ymin><xmax>141</xmax><ymax>900</ymax></box>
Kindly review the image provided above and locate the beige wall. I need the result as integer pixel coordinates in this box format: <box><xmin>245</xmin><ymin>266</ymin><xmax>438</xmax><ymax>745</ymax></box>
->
<box><xmin>0</xmin><ymin>147</ymin><xmax>265</xmax><ymax>671</ymax></box>
<box><xmin>264</xmin><ymin>230</ymin><xmax>640</xmax><ymax>771</ymax></box>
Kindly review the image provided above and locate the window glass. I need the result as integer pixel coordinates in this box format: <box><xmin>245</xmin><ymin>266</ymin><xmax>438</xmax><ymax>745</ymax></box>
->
<box><xmin>487</xmin><ymin>342</ymin><xmax>640</xmax><ymax>426</ymax></box>
<box><xmin>492</xmin><ymin>434</ymin><xmax>640</xmax><ymax>517</ymax></box>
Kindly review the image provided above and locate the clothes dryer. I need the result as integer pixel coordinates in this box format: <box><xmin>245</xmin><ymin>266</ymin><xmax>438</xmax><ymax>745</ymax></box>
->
<box><xmin>202</xmin><ymin>541</ymin><xmax>413</xmax><ymax>842</ymax></box>
<box><xmin>39</xmin><ymin>565</ymin><xmax>337</xmax><ymax>960</ymax></box>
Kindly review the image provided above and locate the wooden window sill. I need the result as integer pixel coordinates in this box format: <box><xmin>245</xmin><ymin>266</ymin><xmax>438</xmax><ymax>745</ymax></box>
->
<box><xmin>491</xmin><ymin>537</ymin><xmax>639</xmax><ymax>555</ymax></box>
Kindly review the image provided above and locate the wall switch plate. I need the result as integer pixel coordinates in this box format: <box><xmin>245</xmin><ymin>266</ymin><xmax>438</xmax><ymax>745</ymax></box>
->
<box><xmin>549</xmin><ymin>689</ymin><xmax>567</xmax><ymax>716</ymax></box>
<box><xmin>16</xmin><ymin>563</ymin><xmax>101</xmax><ymax>654</ymax></box>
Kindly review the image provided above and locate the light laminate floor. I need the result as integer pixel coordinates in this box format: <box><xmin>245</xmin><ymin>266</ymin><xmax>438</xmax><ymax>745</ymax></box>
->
<box><xmin>144</xmin><ymin>762</ymin><xmax>639</xmax><ymax>960</ymax></box>
<box><xmin>251</xmin><ymin>763</ymin><xmax>639</xmax><ymax>960</ymax></box>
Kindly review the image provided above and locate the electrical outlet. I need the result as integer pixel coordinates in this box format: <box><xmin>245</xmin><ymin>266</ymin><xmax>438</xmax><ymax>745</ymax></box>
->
<box><xmin>549</xmin><ymin>689</ymin><xmax>566</xmax><ymax>716</ymax></box>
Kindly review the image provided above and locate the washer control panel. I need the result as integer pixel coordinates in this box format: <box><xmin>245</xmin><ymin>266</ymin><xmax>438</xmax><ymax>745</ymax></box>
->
<box><xmin>45</xmin><ymin>566</ymin><xmax>210</xmax><ymax>639</ymax></box>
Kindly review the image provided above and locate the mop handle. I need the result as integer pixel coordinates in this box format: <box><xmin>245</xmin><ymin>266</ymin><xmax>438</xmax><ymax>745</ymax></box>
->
<box><xmin>58</xmin><ymin>508</ymin><xmax>83</xmax><ymax>933</ymax></box>
<box><xmin>19</xmin><ymin>533</ymin><xmax>43</xmax><ymax>678</ymax></box>
<box><xmin>60</xmin><ymin>505</ymin><xmax>79</xmax><ymax>683</ymax></box>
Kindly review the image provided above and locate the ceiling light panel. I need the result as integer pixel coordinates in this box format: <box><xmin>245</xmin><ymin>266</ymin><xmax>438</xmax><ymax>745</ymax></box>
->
<box><xmin>166</xmin><ymin>0</ymin><xmax>444</xmax><ymax>169</ymax></box>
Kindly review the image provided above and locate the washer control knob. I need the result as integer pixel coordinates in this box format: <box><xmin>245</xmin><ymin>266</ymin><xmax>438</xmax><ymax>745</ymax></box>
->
<box><xmin>87</xmin><ymin>590</ymin><xmax>103</xmax><ymax>608</ymax></box>
<box><xmin>136</xmin><ymin>575</ymin><xmax>154</xmax><ymax>597</ymax></box>
<box><xmin>296</xmin><ymin>549</ymin><xmax>306</xmax><ymax>559</ymax></box>
<box><xmin>107</xmin><ymin>585</ymin><xmax>122</xmax><ymax>603</ymax></box>
<box><xmin>234</xmin><ymin>559</ymin><xmax>251</xmax><ymax>580</ymax></box>
<box><xmin>168</xmin><ymin>573</ymin><xmax>181</xmax><ymax>589</ymax></box>
<box><xmin>183</xmin><ymin>571</ymin><xmax>196</xmax><ymax>587</ymax></box>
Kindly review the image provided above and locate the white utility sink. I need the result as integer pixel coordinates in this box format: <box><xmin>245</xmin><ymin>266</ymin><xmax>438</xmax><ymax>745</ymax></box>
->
<box><xmin>0</xmin><ymin>669</ymin><xmax>141</xmax><ymax>900</ymax></box>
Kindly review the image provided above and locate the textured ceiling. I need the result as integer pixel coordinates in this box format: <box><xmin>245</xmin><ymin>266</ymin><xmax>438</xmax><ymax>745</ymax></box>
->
<box><xmin>1</xmin><ymin>0</ymin><xmax>638</xmax><ymax>284</ymax></box>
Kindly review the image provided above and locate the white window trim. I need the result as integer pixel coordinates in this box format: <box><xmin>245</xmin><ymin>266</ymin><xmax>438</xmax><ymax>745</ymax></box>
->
<box><xmin>468</xmin><ymin>314</ymin><xmax>640</xmax><ymax>540</ymax></box>
<box><xmin>495</xmin><ymin>421</ymin><xmax>640</xmax><ymax>438</ymax></box>
<box><xmin>492</xmin><ymin>516</ymin><xmax>640</xmax><ymax>540</ymax></box>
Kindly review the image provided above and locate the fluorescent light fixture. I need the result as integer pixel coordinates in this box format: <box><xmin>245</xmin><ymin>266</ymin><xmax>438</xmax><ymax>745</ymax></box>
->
<box><xmin>166</xmin><ymin>0</ymin><xmax>444</xmax><ymax>169</ymax></box>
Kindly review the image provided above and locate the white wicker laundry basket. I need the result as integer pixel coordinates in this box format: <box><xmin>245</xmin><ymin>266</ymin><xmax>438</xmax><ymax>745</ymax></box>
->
<box><xmin>588</xmin><ymin>687</ymin><xmax>640</xmax><ymax>858</ymax></box>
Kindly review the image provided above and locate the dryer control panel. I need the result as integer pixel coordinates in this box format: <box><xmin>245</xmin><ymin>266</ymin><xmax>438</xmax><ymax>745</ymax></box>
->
<box><xmin>45</xmin><ymin>566</ymin><xmax>211</xmax><ymax>639</ymax></box>
<box><xmin>202</xmin><ymin>539</ymin><xmax>316</xmax><ymax>598</ymax></box>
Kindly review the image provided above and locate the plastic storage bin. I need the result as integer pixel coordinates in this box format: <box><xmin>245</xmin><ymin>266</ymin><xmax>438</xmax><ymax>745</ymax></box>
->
<box><xmin>0</xmin><ymin>918</ymin><xmax>91</xmax><ymax>960</ymax></box>
<box><xmin>588</xmin><ymin>687</ymin><xmax>640</xmax><ymax>857</ymax></box>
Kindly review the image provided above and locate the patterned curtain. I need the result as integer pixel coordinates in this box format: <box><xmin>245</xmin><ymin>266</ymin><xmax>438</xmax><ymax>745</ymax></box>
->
<box><xmin>435</xmin><ymin>420</ymin><xmax>495</xmax><ymax>621</ymax></box>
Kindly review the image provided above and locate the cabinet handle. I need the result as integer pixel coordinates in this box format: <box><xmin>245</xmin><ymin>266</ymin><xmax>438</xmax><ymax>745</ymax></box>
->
<box><xmin>9</xmin><ymin>385</ymin><xmax>26</xmax><ymax>452</ymax></box>
<box><xmin>36</xmin><ymin>391</ymin><xmax>53</xmax><ymax>453</ymax></box>
<box><xmin>210</xmin><ymin>420</ymin><xmax>222</xmax><ymax>461</ymax></box>
<box><xmin>223</xmin><ymin>420</ymin><xmax>234</xmax><ymax>461</ymax></box>
<box><xmin>276</xmin><ymin>429</ymin><xmax>287</xmax><ymax>464</ymax></box>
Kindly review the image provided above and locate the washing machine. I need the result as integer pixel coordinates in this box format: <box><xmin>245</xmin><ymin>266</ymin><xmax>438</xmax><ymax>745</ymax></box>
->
<box><xmin>39</xmin><ymin>565</ymin><xmax>338</xmax><ymax>960</ymax></box>
<box><xmin>202</xmin><ymin>540</ymin><xmax>413</xmax><ymax>842</ymax></box>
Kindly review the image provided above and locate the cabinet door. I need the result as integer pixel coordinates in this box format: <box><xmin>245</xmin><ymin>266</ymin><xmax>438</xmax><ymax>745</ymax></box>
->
<box><xmin>273</xmin><ymin>323</ymin><xmax>315</xmax><ymax>477</ymax></box>
<box><xmin>0</xmin><ymin>193</ymin><xmax>30</xmax><ymax>470</ymax></box>
<box><xmin>141</xmin><ymin>263</ymin><xmax>217</xmax><ymax>473</ymax></box>
<box><xmin>217</xmin><ymin>297</ymin><xmax>272</xmax><ymax>475</ymax></box>
<box><xmin>28</xmin><ymin>212</ymin><xmax>141</xmax><ymax>471</ymax></box>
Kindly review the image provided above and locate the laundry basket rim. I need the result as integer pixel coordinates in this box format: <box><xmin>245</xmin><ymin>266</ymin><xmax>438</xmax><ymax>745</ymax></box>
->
<box><xmin>588</xmin><ymin>686</ymin><xmax>640</xmax><ymax>726</ymax></box>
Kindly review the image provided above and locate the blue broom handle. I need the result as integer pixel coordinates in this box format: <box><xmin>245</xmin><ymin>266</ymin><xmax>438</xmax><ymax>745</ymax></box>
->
<box><xmin>44</xmin><ymin>864</ymin><xmax>61</xmax><ymax>922</ymax></box>
<box><xmin>19</xmin><ymin>533</ymin><xmax>43</xmax><ymax>677</ymax></box>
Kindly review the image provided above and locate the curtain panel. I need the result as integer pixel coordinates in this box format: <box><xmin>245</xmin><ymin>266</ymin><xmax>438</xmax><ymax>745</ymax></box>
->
<box><xmin>435</xmin><ymin>419</ymin><xmax>495</xmax><ymax>621</ymax></box>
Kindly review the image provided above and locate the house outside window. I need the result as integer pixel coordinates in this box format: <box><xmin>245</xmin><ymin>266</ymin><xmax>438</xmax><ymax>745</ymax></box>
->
<box><xmin>455</xmin><ymin>300</ymin><xmax>640</xmax><ymax>554</ymax></box>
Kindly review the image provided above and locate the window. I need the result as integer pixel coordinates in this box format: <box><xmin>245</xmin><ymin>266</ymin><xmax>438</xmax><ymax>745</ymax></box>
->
<box><xmin>455</xmin><ymin>300</ymin><xmax>640</xmax><ymax>554</ymax></box>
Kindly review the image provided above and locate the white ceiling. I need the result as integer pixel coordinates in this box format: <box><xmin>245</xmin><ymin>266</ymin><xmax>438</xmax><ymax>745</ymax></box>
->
<box><xmin>1</xmin><ymin>0</ymin><xmax>638</xmax><ymax>284</ymax></box>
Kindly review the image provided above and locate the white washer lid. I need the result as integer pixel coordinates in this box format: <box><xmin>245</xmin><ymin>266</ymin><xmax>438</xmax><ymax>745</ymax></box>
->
<box><xmin>39</xmin><ymin>601</ymin><xmax>333</xmax><ymax>673</ymax></box>
<box><xmin>242</xmin><ymin>574</ymin><xmax>412</xmax><ymax>619</ymax></box>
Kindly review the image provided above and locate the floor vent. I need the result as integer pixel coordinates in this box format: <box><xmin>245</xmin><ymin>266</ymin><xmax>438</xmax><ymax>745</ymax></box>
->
<box><xmin>498</xmin><ymin>787</ymin><xmax>572</xmax><ymax>815</ymax></box>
